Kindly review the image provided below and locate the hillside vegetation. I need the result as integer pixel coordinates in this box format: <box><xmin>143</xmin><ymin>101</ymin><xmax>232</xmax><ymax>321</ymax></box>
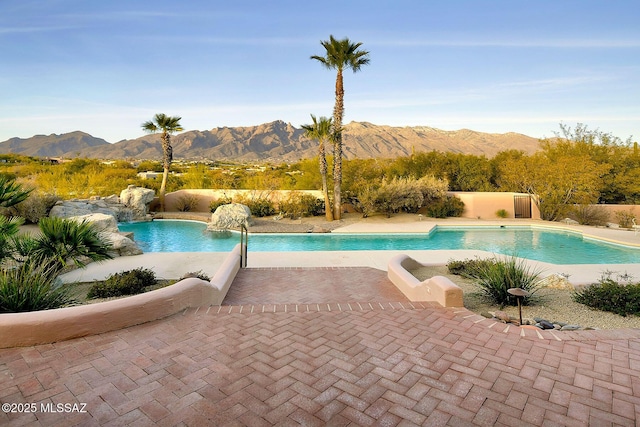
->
<box><xmin>0</xmin><ymin>121</ymin><xmax>539</xmax><ymax>161</ymax></box>
<box><xmin>0</xmin><ymin>124</ymin><xmax>638</xmax><ymax>223</ymax></box>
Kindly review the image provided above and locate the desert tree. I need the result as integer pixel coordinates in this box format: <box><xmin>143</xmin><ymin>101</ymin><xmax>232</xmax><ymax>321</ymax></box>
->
<box><xmin>141</xmin><ymin>113</ymin><xmax>184</xmax><ymax>210</ymax></box>
<box><xmin>311</xmin><ymin>35</ymin><xmax>370</xmax><ymax>219</ymax></box>
<box><xmin>301</xmin><ymin>114</ymin><xmax>334</xmax><ymax>221</ymax></box>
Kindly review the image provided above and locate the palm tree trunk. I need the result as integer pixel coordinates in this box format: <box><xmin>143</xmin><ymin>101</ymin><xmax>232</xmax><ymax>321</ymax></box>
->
<box><xmin>319</xmin><ymin>140</ymin><xmax>333</xmax><ymax>221</ymax></box>
<box><xmin>159</xmin><ymin>168</ymin><xmax>169</xmax><ymax>211</ymax></box>
<box><xmin>159</xmin><ymin>132</ymin><xmax>173</xmax><ymax>212</ymax></box>
<box><xmin>333</xmin><ymin>69</ymin><xmax>345</xmax><ymax>220</ymax></box>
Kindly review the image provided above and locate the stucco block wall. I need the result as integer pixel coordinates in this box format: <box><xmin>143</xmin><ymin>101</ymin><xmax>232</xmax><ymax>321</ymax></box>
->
<box><xmin>450</xmin><ymin>192</ymin><xmax>541</xmax><ymax>220</ymax></box>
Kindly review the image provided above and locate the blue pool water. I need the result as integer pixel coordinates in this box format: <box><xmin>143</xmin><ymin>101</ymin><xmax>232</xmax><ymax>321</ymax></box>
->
<box><xmin>118</xmin><ymin>220</ymin><xmax>640</xmax><ymax>265</ymax></box>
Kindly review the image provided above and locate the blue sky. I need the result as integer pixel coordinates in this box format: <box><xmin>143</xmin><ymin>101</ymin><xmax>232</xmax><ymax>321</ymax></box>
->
<box><xmin>1</xmin><ymin>0</ymin><xmax>639</xmax><ymax>144</ymax></box>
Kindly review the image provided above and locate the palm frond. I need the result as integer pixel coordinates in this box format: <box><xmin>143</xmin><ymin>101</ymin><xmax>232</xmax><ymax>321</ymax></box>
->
<box><xmin>0</xmin><ymin>176</ymin><xmax>32</xmax><ymax>208</ymax></box>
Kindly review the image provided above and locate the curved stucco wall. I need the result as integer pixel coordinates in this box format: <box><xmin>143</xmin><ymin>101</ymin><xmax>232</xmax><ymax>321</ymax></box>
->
<box><xmin>0</xmin><ymin>244</ymin><xmax>243</xmax><ymax>348</ymax></box>
<box><xmin>387</xmin><ymin>254</ymin><xmax>464</xmax><ymax>307</ymax></box>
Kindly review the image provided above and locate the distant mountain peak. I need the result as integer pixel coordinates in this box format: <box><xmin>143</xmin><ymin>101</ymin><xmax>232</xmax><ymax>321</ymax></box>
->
<box><xmin>0</xmin><ymin>121</ymin><xmax>540</xmax><ymax>161</ymax></box>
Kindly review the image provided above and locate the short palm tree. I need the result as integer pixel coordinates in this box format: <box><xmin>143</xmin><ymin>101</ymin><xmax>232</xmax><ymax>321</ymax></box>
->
<box><xmin>311</xmin><ymin>35</ymin><xmax>369</xmax><ymax>220</ymax></box>
<box><xmin>141</xmin><ymin>113</ymin><xmax>184</xmax><ymax>211</ymax></box>
<box><xmin>302</xmin><ymin>115</ymin><xmax>334</xmax><ymax>221</ymax></box>
<box><xmin>30</xmin><ymin>217</ymin><xmax>113</xmax><ymax>272</ymax></box>
<box><xmin>0</xmin><ymin>175</ymin><xmax>32</xmax><ymax>208</ymax></box>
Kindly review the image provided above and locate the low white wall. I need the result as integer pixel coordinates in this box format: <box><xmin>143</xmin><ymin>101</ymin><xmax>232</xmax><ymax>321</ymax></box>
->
<box><xmin>0</xmin><ymin>245</ymin><xmax>243</xmax><ymax>348</ymax></box>
<box><xmin>387</xmin><ymin>254</ymin><xmax>464</xmax><ymax>307</ymax></box>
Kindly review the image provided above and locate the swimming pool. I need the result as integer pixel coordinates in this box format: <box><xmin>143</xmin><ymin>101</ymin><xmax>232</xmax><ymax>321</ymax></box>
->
<box><xmin>118</xmin><ymin>220</ymin><xmax>640</xmax><ymax>265</ymax></box>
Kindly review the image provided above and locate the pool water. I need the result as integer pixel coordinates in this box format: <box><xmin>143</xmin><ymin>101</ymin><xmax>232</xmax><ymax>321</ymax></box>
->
<box><xmin>117</xmin><ymin>220</ymin><xmax>640</xmax><ymax>265</ymax></box>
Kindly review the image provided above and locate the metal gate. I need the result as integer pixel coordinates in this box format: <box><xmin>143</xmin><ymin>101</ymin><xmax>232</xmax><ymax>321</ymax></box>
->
<box><xmin>514</xmin><ymin>195</ymin><xmax>532</xmax><ymax>218</ymax></box>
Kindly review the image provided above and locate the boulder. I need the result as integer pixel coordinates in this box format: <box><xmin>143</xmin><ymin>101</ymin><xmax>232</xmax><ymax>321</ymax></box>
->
<box><xmin>309</xmin><ymin>225</ymin><xmax>330</xmax><ymax>233</ymax></box>
<box><xmin>48</xmin><ymin>195</ymin><xmax>135</xmax><ymax>222</ymax></box>
<box><xmin>49</xmin><ymin>200</ymin><xmax>118</xmax><ymax>220</ymax></box>
<box><xmin>208</xmin><ymin>203</ymin><xmax>253</xmax><ymax>230</ymax></box>
<box><xmin>70</xmin><ymin>213</ymin><xmax>119</xmax><ymax>233</ymax></box>
<box><xmin>493</xmin><ymin>311</ymin><xmax>512</xmax><ymax>323</ymax></box>
<box><xmin>103</xmin><ymin>232</ymin><xmax>143</xmax><ymax>256</ymax></box>
<box><xmin>120</xmin><ymin>185</ymin><xmax>155</xmax><ymax>219</ymax></box>
<box><xmin>539</xmin><ymin>274</ymin><xmax>574</xmax><ymax>290</ymax></box>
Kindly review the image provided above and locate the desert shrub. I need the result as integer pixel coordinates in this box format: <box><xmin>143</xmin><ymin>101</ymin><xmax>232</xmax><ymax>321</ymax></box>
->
<box><xmin>353</xmin><ymin>185</ymin><xmax>379</xmax><ymax>218</ymax></box>
<box><xmin>7</xmin><ymin>193</ymin><xmax>60</xmax><ymax>224</ymax></box>
<box><xmin>235</xmin><ymin>194</ymin><xmax>276</xmax><ymax>217</ymax></box>
<box><xmin>473</xmin><ymin>256</ymin><xmax>543</xmax><ymax>306</ymax></box>
<box><xmin>209</xmin><ymin>195</ymin><xmax>233</xmax><ymax>213</ymax></box>
<box><xmin>416</xmin><ymin>175</ymin><xmax>448</xmax><ymax>204</ymax></box>
<box><xmin>179</xmin><ymin>270</ymin><xmax>211</xmax><ymax>281</ymax></box>
<box><xmin>447</xmin><ymin>257</ymin><xmax>498</xmax><ymax>277</ymax></box>
<box><xmin>573</xmin><ymin>277</ymin><xmax>640</xmax><ymax>316</ymax></box>
<box><xmin>279</xmin><ymin>193</ymin><xmax>324</xmax><ymax>218</ymax></box>
<box><xmin>87</xmin><ymin>267</ymin><xmax>156</xmax><ymax>299</ymax></box>
<box><xmin>495</xmin><ymin>209</ymin><xmax>508</xmax><ymax>219</ymax></box>
<box><xmin>425</xmin><ymin>195</ymin><xmax>465</xmax><ymax>218</ymax></box>
<box><xmin>355</xmin><ymin>178</ymin><xmax>427</xmax><ymax>217</ymax></box>
<box><xmin>175</xmin><ymin>194</ymin><xmax>199</xmax><ymax>212</ymax></box>
<box><xmin>569</xmin><ymin>204</ymin><xmax>610</xmax><ymax>226</ymax></box>
<box><xmin>614</xmin><ymin>210</ymin><xmax>636</xmax><ymax>228</ymax></box>
<box><xmin>0</xmin><ymin>262</ymin><xmax>75</xmax><ymax>312</ymax></box>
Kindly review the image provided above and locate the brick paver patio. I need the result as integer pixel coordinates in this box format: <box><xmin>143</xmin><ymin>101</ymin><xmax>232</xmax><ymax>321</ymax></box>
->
<box><xmin>1</xmin><ymin>267</ymin><xmax>640</xmax><ymax>426</ymax></box>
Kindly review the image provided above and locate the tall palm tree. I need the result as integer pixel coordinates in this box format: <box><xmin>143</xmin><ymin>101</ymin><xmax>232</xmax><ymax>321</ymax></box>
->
<box><xmin>311</xmin><ymin>35</ymin><xmax>369</xmax><ymax>220</ymax></box>
<box><xmin>301</xmin><ymin>115</ymin><xmax>334</xmax><ymax>221</ymax></box>
<box><xmin>141</xmin><ymin>113</ymin><xmax>184</xmax><ymax>211</ymax></box>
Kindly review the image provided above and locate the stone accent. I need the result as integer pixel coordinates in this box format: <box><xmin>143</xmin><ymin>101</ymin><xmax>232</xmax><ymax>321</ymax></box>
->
<box><xmin>70</xmin><ymin>213</ymin><xmax>119</xmax><ymax>233</ymax></box>
<box><xmin>49</xmin><ymin>194</ymin><xmax>143</xmax><ymax>257</ymax></box>
<box><xmin>49</xmin><ymin>196</ymin><xmax>134</xmax><ymax>222</ymax></box>
<box><xmin>208</xmin><ymin>203</ymin><xmax>253</xmax><ymax>230</ymax></box>
<box><xmin>103</xmin><ymin>232</ymin><xmax>143</xmax><ymax>257</ymax></box>
<box><xmin>120</xmin><ymin>185</ymin><xmax>155</xmax><ymax>220</ymax></box>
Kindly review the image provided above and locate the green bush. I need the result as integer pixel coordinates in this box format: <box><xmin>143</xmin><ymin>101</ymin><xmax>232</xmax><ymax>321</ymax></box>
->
<box><xmin>236</xmin><ymin>196</ymin><xmax>276</xmax><ymax>217</ymax></box>
<box><xmin>87</xmin><ymin>268</ymin><xmax>157</xmax><ymax>299</ymax></box>
<box><xmin>495</xmin><ymin>209</ymin><xmax>508</xmax><ymax>219</ymax></box>
<box><xmin>446</xmin><ymin>257</ymin><xmax>497</xmax><ymax>277</ymax></box>
<box><xmin>569</xmin><ymin>204</ymin><xmax>610</xmax><ymax>226</ymax></box>
<box><xmin>279</xmin><ymin>193</ymin><xmax>324</xmax><ymax>218</ymax></box>
<box><xmin>425</xmin><ymin>195</ymin><xmax>465</xmax><ymax>218</ymax></box>
<box><xmin>0</xmin><ymin>262</ymin><xmax>75</xmax><ymax>312</ymax></box>
<box><xmin>209</xmin><ymin>195</ymin><xmax>233</xmax><ymax>213</ymax></box>
<box><xmin>179</xmin><ymin>270</ymin><xmax>211</xmax><ymax>281</ymax></box>
<box><xmin>614</xmin><ymin>210</ymin><xmax>636</xmax><ymax>228</ymax></box>
<box><xmin>573</xmin><ymin>277</ymin><xmax>640</xmax><ymax>316</ymax></box>
<box><xmin>175</xmin><ymin>194</ymin><xmax>199</xmax><ymax>212</ymax></box>
<box><xmin>353</xmin><ymin>176</ymin><xmax>448</xmax><ymax>218</ymax></box>
<box><xmin>472</xmin><ymin>256</ymin><xmax>543</xmax><ymax>307</ymax></box>
<box><xmin>7</xmin><ymin>193</ymin><xmax>60</xmax><ymax>224</ymax></box>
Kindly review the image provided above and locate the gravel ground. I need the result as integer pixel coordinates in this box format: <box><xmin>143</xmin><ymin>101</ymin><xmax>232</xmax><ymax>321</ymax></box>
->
<box><xmin>411</xmin><ymin>265</ymin><xmax>640</xmax><ymax>330</ymax></box>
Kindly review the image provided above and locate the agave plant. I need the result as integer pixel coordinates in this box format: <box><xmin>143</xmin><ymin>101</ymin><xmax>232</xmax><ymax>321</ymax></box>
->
<box><xmin>0</xmin><ymin>261</ymin><xmax>76</xmax><ymax>313</ymax></box>
<box><xmin>474</xmin><ymin>255</ymin><xmax>543</xmax><ymax>307</ymax></box>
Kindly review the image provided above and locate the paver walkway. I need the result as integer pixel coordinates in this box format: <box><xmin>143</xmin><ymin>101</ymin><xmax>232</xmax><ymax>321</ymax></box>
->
<box><xmin>1</xmin><ymin>268</ymin><xmax>640</xmax><ymax>426</ymax></box>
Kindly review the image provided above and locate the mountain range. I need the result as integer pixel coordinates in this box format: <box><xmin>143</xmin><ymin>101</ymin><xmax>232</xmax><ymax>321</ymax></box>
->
<box><xmin>0</xmin><ymin>121</ymin><xmax>540</xmax><ymax>161</ymax></box>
